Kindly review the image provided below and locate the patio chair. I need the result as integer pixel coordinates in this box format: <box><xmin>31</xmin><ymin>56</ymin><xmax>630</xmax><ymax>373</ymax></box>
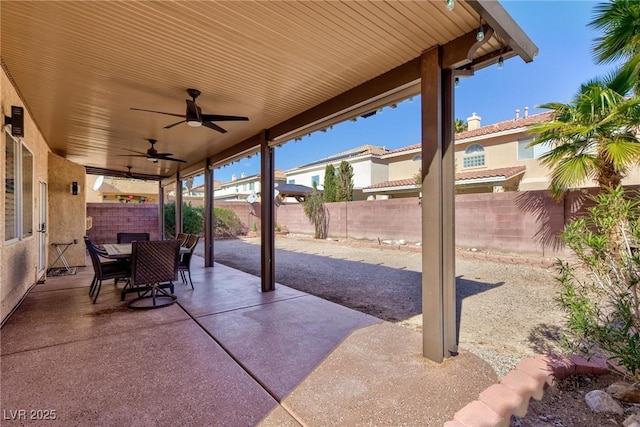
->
<box><xmin>84</xmin><ymin>236</ymin><xmax>131</xmax><ymax>304</ymax></box>
<box><xmin>178</xmin><ymin>234</ymin><xmax>199</xmax><ymax>289</ymax></box>
<box><xmin>176</xmin><ymin>233</ymin><xmax>189</xmax><ymax>246</ymax></box>
<box><xmin>117</xmin><ymin>232</ymin><xmax>150</xmax><ymax>244</ymax></box>
<box><xmin>126</xmin><ymin>239</ymin><xmax>180</xmax><ymax>309</ymax></box>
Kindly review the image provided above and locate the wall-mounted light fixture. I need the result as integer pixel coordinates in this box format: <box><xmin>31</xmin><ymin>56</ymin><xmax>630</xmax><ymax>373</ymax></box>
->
<box><xmin>71</xmin><ymin>181</ymin><xmax>79</xmax><ymax>195</ymax></box>
<box><xmin>4</xmin><ymin>106</ymin><xmax>24</xmax><ymax>137</ymax></box>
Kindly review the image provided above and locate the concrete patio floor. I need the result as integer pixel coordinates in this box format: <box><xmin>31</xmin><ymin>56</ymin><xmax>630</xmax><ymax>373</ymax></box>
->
<box><xmin>1</xmin><ymin>256</ymin><xmax>497</xmax><ymax>426</ymax></box>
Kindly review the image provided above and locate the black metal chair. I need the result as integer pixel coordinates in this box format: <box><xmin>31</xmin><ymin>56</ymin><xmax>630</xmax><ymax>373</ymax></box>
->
<box><xmin>116</xmin><ymin>232</ymin><xmax>150</xmax><ymax>244</ymax></box>
<box><xmin>84</xmin><ymin>236</ymin><xmax>130</xmax><ymax>303</ymax></box>
<box><xmin>126</xmin><ymin>239</ymin><xmax>180</xmax><ymax>309</ymax></box>
<box><xmin>178</xmin><ymin>234</ymin><xmax>199</xmax><ymax>289</ymax></box>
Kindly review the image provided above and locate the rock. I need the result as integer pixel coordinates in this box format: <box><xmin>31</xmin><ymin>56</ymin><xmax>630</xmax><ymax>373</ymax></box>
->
<box><xmin>608</xmin><ymin>382</ymin><xmax>640</xmax><ymax>403</ymax></box>
<box><xmin>382</xmin><ymin>240</ymin><xmax>393</xmax><ymax>245</ymax></box>
<box><xmin>585</xmin><ymin>390</ymin><xmax>624</xmax><ymax>415</ymax></box>
<box><xmin>624</xmin><ymin>413</ymin><xmax>640</xmax><ymax>427</ymax></box>
<box><xmin>397</xmin><ymin>239</ymin><xmax>406</xmax><ymax>245</ymax></box>
<box><xmin>470</xmin><ymin>247</ymin><xmax>478</xmax><ymax>252</ymax></box>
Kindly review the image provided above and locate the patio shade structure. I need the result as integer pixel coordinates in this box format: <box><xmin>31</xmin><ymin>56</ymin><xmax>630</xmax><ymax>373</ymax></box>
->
<box><xmin>1</xmin><ymin>0</ymin><xmax>537</xmax><ymax>362</ymax></box>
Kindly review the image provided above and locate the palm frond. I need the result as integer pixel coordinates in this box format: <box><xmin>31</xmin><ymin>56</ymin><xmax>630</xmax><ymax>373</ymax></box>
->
<box><xmin>550</xmin><ymin>155</ymin><xmax>597</xmax><ymax>190</ymax></box>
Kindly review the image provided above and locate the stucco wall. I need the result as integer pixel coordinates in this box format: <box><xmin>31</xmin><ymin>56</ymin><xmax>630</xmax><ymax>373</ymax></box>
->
<box><xmin>48</xmin><ymin>153</ymin><xmax>87</xmax><ymax>267</ymax></box>
<box><xmin>1</xmin><ymin>67</ymin><xmax>51</xmax><ymax>323</ymax></box>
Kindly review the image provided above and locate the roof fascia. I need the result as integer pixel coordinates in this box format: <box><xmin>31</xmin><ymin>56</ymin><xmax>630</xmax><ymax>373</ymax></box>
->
<box><xmin>467</xmin><ymin>0</ymin><xmax>539</xmax><ymax>63</ymax></box>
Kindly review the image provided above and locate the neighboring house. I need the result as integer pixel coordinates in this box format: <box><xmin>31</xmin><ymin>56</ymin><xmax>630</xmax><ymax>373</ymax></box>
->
<box><xmin>85</xmin><ymin>175</ymin><xmax>159</xmax><ymax>203</ymax></box>
<box><xmin>284</xmin><ymin>145</ymin><xmax>389</xmax><ymax>201</ymax></box>
<box><xmin>362</xmin><ymin>108</ymin><xmax>640</xmax><ymax>198</ymax></box>
<box><xmin>214</xmin><ymin>170</ymin><xmax>287</xmax><ymax>201</ymax></box>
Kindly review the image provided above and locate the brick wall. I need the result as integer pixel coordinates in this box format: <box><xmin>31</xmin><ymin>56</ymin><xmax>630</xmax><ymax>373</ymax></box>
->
<box><xmin>86</xmin><ymin>203</ymin><xmax>159</xmax><ymax>244</ymax></box>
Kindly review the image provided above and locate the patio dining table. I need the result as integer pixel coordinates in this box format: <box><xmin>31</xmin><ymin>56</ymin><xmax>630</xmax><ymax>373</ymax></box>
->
<box><xmin>102</xmin><ymin>243</ymin><xmax>189</xmax><ymax>259</ymax></box>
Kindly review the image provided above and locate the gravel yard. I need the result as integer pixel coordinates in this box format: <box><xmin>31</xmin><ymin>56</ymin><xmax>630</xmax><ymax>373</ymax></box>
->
<box><xmin>204</xmin><ymin>235</ymin><xmax>565</xmax><ymax>378</ymax></box>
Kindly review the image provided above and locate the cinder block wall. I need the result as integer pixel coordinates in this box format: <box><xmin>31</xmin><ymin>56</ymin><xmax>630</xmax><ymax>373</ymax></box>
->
<box><xmin>86</xmin><ymin>204</ymin><xmax>159</xmax><ymax>244</ymax></box>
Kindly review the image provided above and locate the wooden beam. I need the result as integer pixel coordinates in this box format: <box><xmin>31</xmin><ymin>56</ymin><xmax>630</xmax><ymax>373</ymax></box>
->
<box><xmin>269</xmin><ymin>58</ymin><xmax>421</xmax><ymax>141</ymax></box>
<box><xmin>442</xmin><ymin>27</ymin><xmax>494</xmax><ymax>70</ymax></box>
<box><xmin>467</xmin><ymin>0</ymin><xmax>539</xmax><ymax>63</ymax></box>
<box><xmin>204</xmin><ymin>158</ymin><xmax>214</xmax><ymax>267</ymax></box>
<box><xmin>260</xmin><ymin>130</ymin><xmax>275</xmax><ymax>292</ymax></box>
<box><xmin>421</xmin><ymin>46</ymin><xmax>445</xmax><ymax>363</ymax></box>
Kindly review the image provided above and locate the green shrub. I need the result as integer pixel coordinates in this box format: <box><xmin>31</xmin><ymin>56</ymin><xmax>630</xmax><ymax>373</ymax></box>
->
<box><xmin>303</xmin><ymin>185</ymin><xmax>327</xmax><ymax>239</ymax></box>
<box><xmin>214</xmin><ymin>207</ymin><xmax>247</xmax><ymax>238</ymax></box>
<box><xmin>164</xmin><ymin>203</ymin><xmax>205</xmax><ymax>238</ymax></box>
<box><xmin>556</xmin><ymin>186</ymin><xmax>640</xmax><ymax>380</ymax></box>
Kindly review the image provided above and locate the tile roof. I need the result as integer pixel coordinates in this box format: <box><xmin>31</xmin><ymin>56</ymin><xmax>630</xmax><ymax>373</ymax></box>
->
<box><xmin>455</xmin><ymin>112</ymin><xmax>553</xmax><ymax>140</ymax></box>
<box><xmin>363</xmin><ymin>178</ymin><xmax>418</xmax><ymax>190</ymax></box>
<box><xmin>364</xmin><ymin>166</ymin><xmax>527</xmax><ymax>191</ymax></box>
<box><xmin>293</xmin><ymin>145</ymin><xmax>388</xmax><ymax>169</ymax></box>
<box><xmin>383</xmin><ymin>112</ymin><xmax>553</xmax><ymax>156</ymax></box>
<box><xmin>455</xmin><ymin>165</ymin><xmax>526</xmax><ymax>181</ymax></box>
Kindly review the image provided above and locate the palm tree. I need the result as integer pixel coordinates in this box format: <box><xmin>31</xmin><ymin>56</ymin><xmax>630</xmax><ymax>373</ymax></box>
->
<box><xmin>590</xmin><ymin>0</ymin><xmax>640</xmax><ymax>91</ymax></box>
<box><xmin>529</xmin><ymin>68</ymin><xmax>640</xmax><ymax>199</ymax></box>
<box><xmin>454</xmin><ymin>118</ymin><xmax>467</xmax><ymax>133</ymax></box>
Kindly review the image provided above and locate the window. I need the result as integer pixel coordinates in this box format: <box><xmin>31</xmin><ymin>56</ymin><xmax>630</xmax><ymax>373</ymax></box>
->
<box><xmin>4</xmin><ymin>130</ymin><xmax>33</xmax><ymax>241</ymax></box>
<box><xmin>518</xmin><ymin>137</ymin><xmax>552</xmax><ymax>160</ymax></box>
<box><xmin>288</xmin><ymin>179</ymin><xmax>296</xmax><ymax>184</ymax></box>
<box><xmin>311</xmin><ymin>175</ymin><xmax>320</xmax><ymax>186</ymax></box>
<box><xmin>249</xmin><ymin>182</ymin><xmax>255</xmax><ymax>191</ymax></box>
<box><xmin>462</xmin><ymin>144</ymin><xmax>485</xmax><ymax>168</ymax></box>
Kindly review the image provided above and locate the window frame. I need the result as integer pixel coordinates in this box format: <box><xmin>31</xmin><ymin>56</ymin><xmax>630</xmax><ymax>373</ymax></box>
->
<box><xmin>4</xmin><ymin>129</ymin><xmax>34</xmax><ymax>243</ymax></box>
<box><xmin>462</xmin><ymin>144</ymin><xmax>485</xmax><ymax>168</ymax></box>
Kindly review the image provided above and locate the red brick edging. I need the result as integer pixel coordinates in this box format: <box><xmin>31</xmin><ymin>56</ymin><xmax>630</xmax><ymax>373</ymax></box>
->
<box><xmin>444</xmin><ymin>354</ymin><xmax>610</xmax><ymax>427</ymax></box>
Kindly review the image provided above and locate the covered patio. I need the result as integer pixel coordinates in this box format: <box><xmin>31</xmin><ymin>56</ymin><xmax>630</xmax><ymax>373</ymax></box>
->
<box><xmin>2</xmin><ymin>2</ymin><xmax>539</xmax><ymax>420</ymax></box>
<box><xmin>2</xmin><ymin>255</ymin><xmax>498</xmax><ymax>425</ymax></box>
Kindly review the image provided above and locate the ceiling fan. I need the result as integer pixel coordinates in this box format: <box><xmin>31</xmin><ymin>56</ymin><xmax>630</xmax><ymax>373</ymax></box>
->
<box><xmin>124</xmin><ymin>165</ymin><xmax>145</xmax><ymax>180</ymax></box>
<box><xmin>130</xmin><ymin>88</ymin><xmax>249</xmax><ymax>133</ymax></box>
<box><xmin>118</xmin><ymin>139</ymin><xmax>186</xmax><ymax>163</ymax></box>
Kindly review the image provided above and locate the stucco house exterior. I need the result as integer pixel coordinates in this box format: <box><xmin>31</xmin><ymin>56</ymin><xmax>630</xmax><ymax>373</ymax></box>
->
<box><xmin>363</xmin><ymin>109</ymin><xmax>640</xmax><ymax>198</ymax></box>
<box><xmin>284</xmin><ymin>145</ymin><xmax>389</xmax><ymax>201</ymax></box>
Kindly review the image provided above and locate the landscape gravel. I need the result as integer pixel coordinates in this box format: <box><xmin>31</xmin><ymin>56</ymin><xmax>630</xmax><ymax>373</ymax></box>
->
<box><xmin>202</xmin><ymin>235</ymin><xmax>566</xmax><ymax>379</ymax></box>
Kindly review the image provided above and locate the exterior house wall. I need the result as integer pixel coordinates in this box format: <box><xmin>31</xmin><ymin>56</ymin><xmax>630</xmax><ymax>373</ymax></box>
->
<box><xmin>48</xmin><ymin>153</ymin><xmax>87</xmax><ymax>267</ymax></box>
<box><xmin>85</xmin><ymin>175</ymin><xmax>159</xmax><ymax>204</ymax></box>
<box><xmin>388</xmin><ymin>154</ymin><xmax>421</xmax><ymax>181</ymax></box>
<box><xmin>286</xmin><ymin>156</ymin><xmax>388</xmax><ymax>201</ymax></box>
<box><xmin>1</xmin><ymin>68</ymin><xmax>51</xmax><ymax>323</ymax></box>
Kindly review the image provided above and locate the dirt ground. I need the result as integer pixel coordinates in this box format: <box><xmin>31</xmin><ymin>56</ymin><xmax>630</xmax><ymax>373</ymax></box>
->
<box><xmin>206</xmin><ymin>235</ymin><xmax>627</xmax><ymax>425</ymax></box>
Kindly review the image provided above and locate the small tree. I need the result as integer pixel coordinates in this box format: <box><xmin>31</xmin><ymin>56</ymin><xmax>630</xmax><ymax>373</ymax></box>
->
<box><xmin>454</xmin><ymin>118</ymin><xmax>468</xmax><ymax>133</ymax></box>
<box><xmin>323</xmin><ymin>164</ymin><xmax>337</xmax><ymax>202</ymax></box>
<box><xmin>336</xmin><ymin>160</ymin><xmax>354</xmax><ymax>201</ymax></box>
<box><xmin>555</xmin><ymin>186</ymin><xmax>640</xmax><ymax>380</ymax></box>
<box><xmin>303</xmin><ymin>183</ymin><xmax>328</xmax><ymax>239</ymax></box>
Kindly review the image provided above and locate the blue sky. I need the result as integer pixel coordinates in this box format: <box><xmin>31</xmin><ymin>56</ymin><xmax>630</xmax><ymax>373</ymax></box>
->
<box><xmin>213</xmin><ymin>0</ymin><xmax>614</xmax><ymax>182</ymax></box>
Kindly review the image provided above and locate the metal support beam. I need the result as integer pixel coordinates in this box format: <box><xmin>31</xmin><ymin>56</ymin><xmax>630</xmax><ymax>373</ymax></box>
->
<box><xmin>204</xmin><ymin>159</ymin><xmax>214</xmax><ymax>267</ymax></box>
<box><xmin>260</xmin><ymin>130</ymin><xmax>275</xmax><ymax>292</ymax></box>
<box><xmin>158</xmin><ymin>181</ymin><xmax>164</xmax><ymax>239</ymax></box>
<box><xmin>420</xmin><ymin>46</ymin><xmax>456</xmax><ymax>362</ymax></box>
<box><xmin>442</xmin><ymin>68</ymin><xmax>458</xmax><ymax>356</ymax></box>
<box><xmin>175</xmin><ymin>172</ymin><xmax>183</xmax><ymax>237</ymax></box>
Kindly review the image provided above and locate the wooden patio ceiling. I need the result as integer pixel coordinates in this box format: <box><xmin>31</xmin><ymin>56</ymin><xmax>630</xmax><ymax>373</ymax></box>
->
<box><xmin>1</xmin><ymin>1</ymin><xmax>537</xmax><ymax>179</ymax></box>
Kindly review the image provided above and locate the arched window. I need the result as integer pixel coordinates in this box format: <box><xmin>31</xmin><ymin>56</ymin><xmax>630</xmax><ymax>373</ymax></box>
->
<box><xmin>463</xmin><ymin>144</ymin><xmax>485</xmax><ymax>168</ymax></box>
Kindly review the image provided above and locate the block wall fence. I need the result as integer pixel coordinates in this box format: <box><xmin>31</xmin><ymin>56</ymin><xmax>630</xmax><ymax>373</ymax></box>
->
<box><xmin>87</xmin><ymin>187</ymin><xmax>638</xmax><ymax>257</ymax></box>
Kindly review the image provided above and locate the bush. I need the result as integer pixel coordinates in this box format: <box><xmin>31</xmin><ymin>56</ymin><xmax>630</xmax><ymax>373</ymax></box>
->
<box><xmin>214</xmin><ymin>207</ymin><xmax>247</xmax><ymax>238</ymax></box>
<box><xmin>555</xmin><ymin>186</ymin><xmax>640</xmax><ymax>380</ymax></box>
<box><xmin>303</xmin><ymin>186</ymin><xmax>328</xmax><ymax>239</ymax></box>
<box><xmin>164</xmin><ymin>204</ymin><xmax>246</xmax><ymax>239</ymax></box>
<box><xmin>164</xmin><ymin>203</ymin><xmax>204</xmax><ymax>238</ymax></box>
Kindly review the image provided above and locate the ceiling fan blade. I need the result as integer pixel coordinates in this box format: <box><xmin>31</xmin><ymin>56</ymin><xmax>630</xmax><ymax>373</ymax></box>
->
<box><xmin>159</xmin><ymin>156</ymin><xmax>186</xmax><ymax>163</ymax></box>
<box><xmin>202</xmin><ymin>121</ymin><xmax>228</xmax><ymax>133</ymax></box>
<box><xmin>154</xmin><ymin>152</ymin><xmax>174</xmax><ymax>157</ymax></box>
<box><xmin>200</xmin><ymin>114</ymin><xmax>249</xmax><ymax>122</ymax></box>
<box><xmin>164</xmin><ymin>120</ymin><xmax>186</xmax><ymax>129</ymax></box>
<box><xmin>130</xmin><ymin>108</ymin><xmax>185</xmax><ymax>119</ymax></box>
